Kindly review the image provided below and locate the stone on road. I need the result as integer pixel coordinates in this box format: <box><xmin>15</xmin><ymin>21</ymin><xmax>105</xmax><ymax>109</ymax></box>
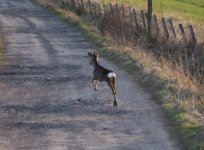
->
<box><xmin>0</xmin><ymin>0</ymin><xmax>179</xmax><ymax>149</ymax></box>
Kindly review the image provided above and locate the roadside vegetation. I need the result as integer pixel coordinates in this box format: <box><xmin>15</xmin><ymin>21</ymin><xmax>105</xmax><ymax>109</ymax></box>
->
<box><xmin>34</xmin><ymin>0</ymin><xmax>204</xmax><ymax>149</ymax></box>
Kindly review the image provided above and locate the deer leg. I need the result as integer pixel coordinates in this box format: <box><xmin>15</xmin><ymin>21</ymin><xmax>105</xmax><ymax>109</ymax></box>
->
<box><xmin>107</xmin><ymin>80</ymin><xmax>117</xmax><ymax>107</ymax></box>
<box><xmin>94</xmin><ymin>80</ymin><xmax>98</xmax><ymax>91</ymax></box>
<box><xmin>111</xmin><ymin>77</ymin><xmax>117</xmax><ymax>107</ymax></box>
<box><xmin>92</xmin><ymin>79</ymin><xmax>98</xmax><ymax>91</ymax></box>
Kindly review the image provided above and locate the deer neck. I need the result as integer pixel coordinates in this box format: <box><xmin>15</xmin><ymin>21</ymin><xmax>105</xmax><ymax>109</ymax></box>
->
<box><xmin>92</xmin><ymin>59</ymin><xmax>99</xmax><ymax>68</ymax></box>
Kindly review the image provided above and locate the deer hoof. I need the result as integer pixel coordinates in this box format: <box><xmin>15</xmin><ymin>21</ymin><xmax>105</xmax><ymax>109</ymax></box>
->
<box><xmin>113</xmin><ymin>101</ymin><xmax>118</xmax><ymax>107</ymax></box>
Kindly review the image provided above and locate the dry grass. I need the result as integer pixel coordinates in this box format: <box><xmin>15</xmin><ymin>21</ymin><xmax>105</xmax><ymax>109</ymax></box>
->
<box><xmin>104</xmin><ymin>39</ymin><xmax>204</xmax><ymax>114</ymax></box>
<box><xmin>102</xmin><ymin>40</ymin><xmax>204</xmax><ymax>150</ymax></box>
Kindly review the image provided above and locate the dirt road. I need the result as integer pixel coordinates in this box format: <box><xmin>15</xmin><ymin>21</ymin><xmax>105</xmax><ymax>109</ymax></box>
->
<box><xmin>0</xmin><ymin>0</ymin><xmax>179</xmax><ymax>149</ymax></box>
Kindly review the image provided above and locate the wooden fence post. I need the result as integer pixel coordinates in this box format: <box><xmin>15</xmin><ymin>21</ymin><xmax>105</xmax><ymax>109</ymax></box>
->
<box><xmin>115</xmin><ymin>3</ymin><xmax>120</xmax><ymax>37</ymax></box>
<box><xmin>189</xmin><ymin>25</ymin><xmax>196</xmax><ymax>44</ymax></box>
<box><xmin>169</xmin><ymin>19</ymin><xmax>176</xmax><ymax>38</ymax></box>
<box><xmin>153</xmin><ymin>14</ymin><xmax>159</xmax><ymax>34</ymax></box>
<box><xmin>77</xmin><ymin>0</ymin><xmax>81</xmax><ymax>10</ymax></box>
<box><xmin>103</xmin><ymin>4</ymin><xmax>106</xmax><ymax>15</ymax></box>
<box><xmin>71</xmin><ymin>0</ymin><xmax>76</xmax><ymax>9</ymax></box>
<box><xmin>132</xmin><ymin>8</ymin><xmax>139</xmax><ymax>30</ymax></box>
<box><xmin>147</xmin><ymin>0</ymin><xmax>153</xmax><ymax>40</ymax></box>
<box><xmin>115</xmin><ymin>3</ymin><xmax>119</xmax><ymax>16</ymax></box>
<box><xmin>109</xmin><ymin>3</ymin><xmax>113</xmax><ymax>14</ymax></box>
<box><xmin>88</xmin><ymin>0</ymin><xmax>91</xmax><ymax>14</ymax></box>
<box><xmin>179</xmin><ymin>23</ymin><xmax>187</xmax><ymax>43</ymax></box>
<box><xmin>145</xmin><ymin>12</ymin><xmax>148</xmax><ymax>23</ymax></box>
<box><xmin>98</xmin><ymin>4</ymin><xmax>101</xmax><ymax>16</ymax></box>
<box><xmin>109</xmin><ymin>3</ymin><xmax>114</xmax><ymax>36</ymax></box>
<box><xmin>162</xmin><ymin>17</ymin><xmax>169</xmax><ymax>38</ymax></box>
<box><xmin>129</xmin><ymin>6</ymin><xmax>133</xmax><ymax>24</ymax></box>
<box><xmin>120</xmin><ymin>4</ymin><xmax>126</xmax><ymax>41</ymax></box>
<box><xmin>121</xmin><ymin>4</ymin><xmax>125</xmax><ymax>23</ymax></box>
<box><xmin>94</xmin><ymin>3</ymin><xmax>97</xmax><ymax>16</ymax></box>
<box><xmin>80</xmin><ymin>0</ymin><xmax>85</xmax><ymax>12</ymax></box>
<box><xmin>121</xmin><ymin>4</ymin><xmax>126</xmax><ymax>25</ymax></box>
<box><xmin>141</xmin><ymin>10</ymin><xmax>146</xmax><ymax>28</ymax></box>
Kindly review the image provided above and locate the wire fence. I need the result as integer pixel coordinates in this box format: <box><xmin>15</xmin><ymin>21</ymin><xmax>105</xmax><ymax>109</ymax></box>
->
<box><xmin>58</xmin><ymin>0</ymin><xmax>203</xmax><ymax>81</ymax></box>
<box><xmin>64</xmin><ymin>0</ymin><xmax>199</xmax><ymax>44</ymax></box>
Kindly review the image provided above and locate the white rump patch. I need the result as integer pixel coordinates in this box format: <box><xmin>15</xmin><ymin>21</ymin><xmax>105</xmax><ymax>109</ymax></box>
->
<box><xmin>108</xmin><ymin>72</ymin><xmax>116</xmax><ymax>78</ymax></box>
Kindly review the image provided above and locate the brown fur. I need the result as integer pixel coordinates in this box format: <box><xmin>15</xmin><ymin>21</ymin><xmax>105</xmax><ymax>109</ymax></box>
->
<box><xmin>88</xmin><ymin>51</ymin><xmax>117</xmax><ymax>107</ymax></box>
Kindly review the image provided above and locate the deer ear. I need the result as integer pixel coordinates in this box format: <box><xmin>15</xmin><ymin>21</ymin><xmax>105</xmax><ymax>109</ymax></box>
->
<box><xmin>88</xmin><ymin>52</ymin><xmax>92</xmax><ymax>57</ymax></box>
<box><xmin>94</xmin><ymin>52</ymin><xmax>99</xmax><ymax>60</ymax></box>
<box><xmin>93</xmin><ymin>51</ymin><xmax>98</xmax><ymax>56</ymax></box>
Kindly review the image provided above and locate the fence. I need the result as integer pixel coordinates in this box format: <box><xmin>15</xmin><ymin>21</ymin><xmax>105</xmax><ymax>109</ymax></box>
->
<box><xmin>60</xmin><ymin>0</ymin><xmax>203</xmax><ymax>80</ymax></box>
<box><xmin>62</xmin><ymin>0</ymin><xmax>198</xmax><ymax>46</ymax></box>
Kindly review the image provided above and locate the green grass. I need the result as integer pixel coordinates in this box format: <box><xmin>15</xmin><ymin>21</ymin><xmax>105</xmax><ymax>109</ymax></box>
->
<box><xmin>103</xmin><ymin>0</ymin><xmax>204</xmax><ymax>24</ymax></box>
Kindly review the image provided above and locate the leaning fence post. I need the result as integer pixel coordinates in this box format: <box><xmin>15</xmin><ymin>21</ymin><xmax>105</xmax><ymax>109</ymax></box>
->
<box><xmin>153</xmin><ymin>14</ymin><xmax>159</xmax><ymax>34</ymax></box>
<box><xmin>115</xmin><ymin>3</ymin><xmax>119</xmax><ymax>16</ymax></box>
<box><xmin>80</xmin><ymin>0</ymin><xmax>85</xmax><ymax>12</ymax></box>
<box><xmin>132</xmin><ymin>8</ymin><xmax>139</xmax><ymax>30</ymax></box>
<box><xmin>115</xmin><ymin>3</ymin><xmax>120</xmax><ymax>36</ymax></box>
<box><xmin>121</xmin><ymin>4</ymin><xmax>126</xmax><ymax>39</ymax></box>
<box><xmin>88</xmin><ymin>0</ymin><xmax>91</xmax><ymax>14</ymax></box>
<box><xmin>94</xmin><ymin>3</ymin><xmax>97</xmax><ymax>16</ymax></box>
<box><xmin>98</xmin><ymin>4</ymin><xmax>101</xmax><ymax>16</ymax></box>
<box><xmin>147</xmin><ymin>0</ymin><xmax>153</xmax><ymax>41</ymax></box>
<box><xmin>145</xmin><ymin>12</ymin><xmax>148</xmax><ymax>22</ymax></box>
<box><xmin>129</xmin><ymin>6</ymin><xmax>133</xmax><ymax>24</ymax></box>
<box><xmin>71</xmin><ymin>0</ymin><xmax>76</xmax><ymax>9</ymax></box>
<box><xmin>162</xmin><ymin>17</ymin><xmax>169</xmax><ymax>38</ymax></box>
<box><xmin>95</xmin><ymin>3</ymin><xmax>98</xmax><ymax>15</ymax></box>
<box><xmin>189</xmin><ymin>25</ymin><xmax>196</xmax><ymax>44</ymax></box>
<box><xmin>77</xmin><ymin>0</ymin><xmax>81</xmax><ymax>10</ymax></box>
<box><xmin>169</xmin><ymin>18</ymin><xmax>176</xmax><ymax>38</ymax></box>
<box><xmin>109</xmin><ymin>3</ymin><xmax>114</xmax><ymax>36</ymax></box>
<box><xmin>67</xmin><ymin>0</ymin><xmax>69</xmax><ymax>5</ymax></box>
<box><xmin>110</xmin><ymin>3</ymin><xmax>113</xmax><ymax>15</ymax></box>
<box><xmin>121</xmin><ymin>4</ymin><xmax>125</xmax><ymax>22</ymax></box>
<box><xmin>141</xmin><ymin>10</ymin><xmax>146</xmax><ymax>28</ymax></box>
<box><xmin>179</xmin><ymin>23</ymin><xmax>187</xmax><ymax>43</ymax></box>
<box><xmin>103</xmin><ymin>4</ymin><xmax>106</xmax><ymax>15</ymax></box>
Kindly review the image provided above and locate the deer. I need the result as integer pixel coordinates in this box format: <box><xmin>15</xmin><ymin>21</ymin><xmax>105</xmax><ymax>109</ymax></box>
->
<box><xmin>88</xmin><ymin>51</ymin><xmax>117</xmax><ymax>107</ymax></box>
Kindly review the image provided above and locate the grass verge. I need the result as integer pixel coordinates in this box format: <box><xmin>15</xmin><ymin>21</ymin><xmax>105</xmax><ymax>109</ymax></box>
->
<box><xmin>33</xmin><ymin>0</ymin><xmax>204</xmax><ymax>149</ymax></box>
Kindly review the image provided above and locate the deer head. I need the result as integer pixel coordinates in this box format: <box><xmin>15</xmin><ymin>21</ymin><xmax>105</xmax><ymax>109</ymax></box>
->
<box><xmin>88</xmin><ymin>51</ymin><xmax>98</xmax><ymax>67</ymax></box>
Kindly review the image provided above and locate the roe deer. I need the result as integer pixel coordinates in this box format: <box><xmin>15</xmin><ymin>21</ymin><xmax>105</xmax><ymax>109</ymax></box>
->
<box><xmin>88</xmin><ymin>51</ymin><xmax>117</xmax><ymax>107</ymax></box>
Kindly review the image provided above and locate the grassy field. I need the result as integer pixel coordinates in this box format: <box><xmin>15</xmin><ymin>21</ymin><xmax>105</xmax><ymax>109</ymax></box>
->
<box><xmin>102</xmin><ymin>0</ymin><xmax>204</xmax><ymax>24</ymax></box>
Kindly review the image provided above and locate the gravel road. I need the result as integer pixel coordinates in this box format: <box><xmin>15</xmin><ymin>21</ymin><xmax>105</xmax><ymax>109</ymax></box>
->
<box><xmin>0</xmin><ymin>0</ymin><xmax>179</xmax><ymax>149</ymax></box>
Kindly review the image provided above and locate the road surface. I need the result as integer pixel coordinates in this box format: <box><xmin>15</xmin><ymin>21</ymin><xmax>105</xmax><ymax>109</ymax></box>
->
<box><xmin>0</xmin><ymin>0</ymin><xmax>179</xmax><ymax>149</ymax></box>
